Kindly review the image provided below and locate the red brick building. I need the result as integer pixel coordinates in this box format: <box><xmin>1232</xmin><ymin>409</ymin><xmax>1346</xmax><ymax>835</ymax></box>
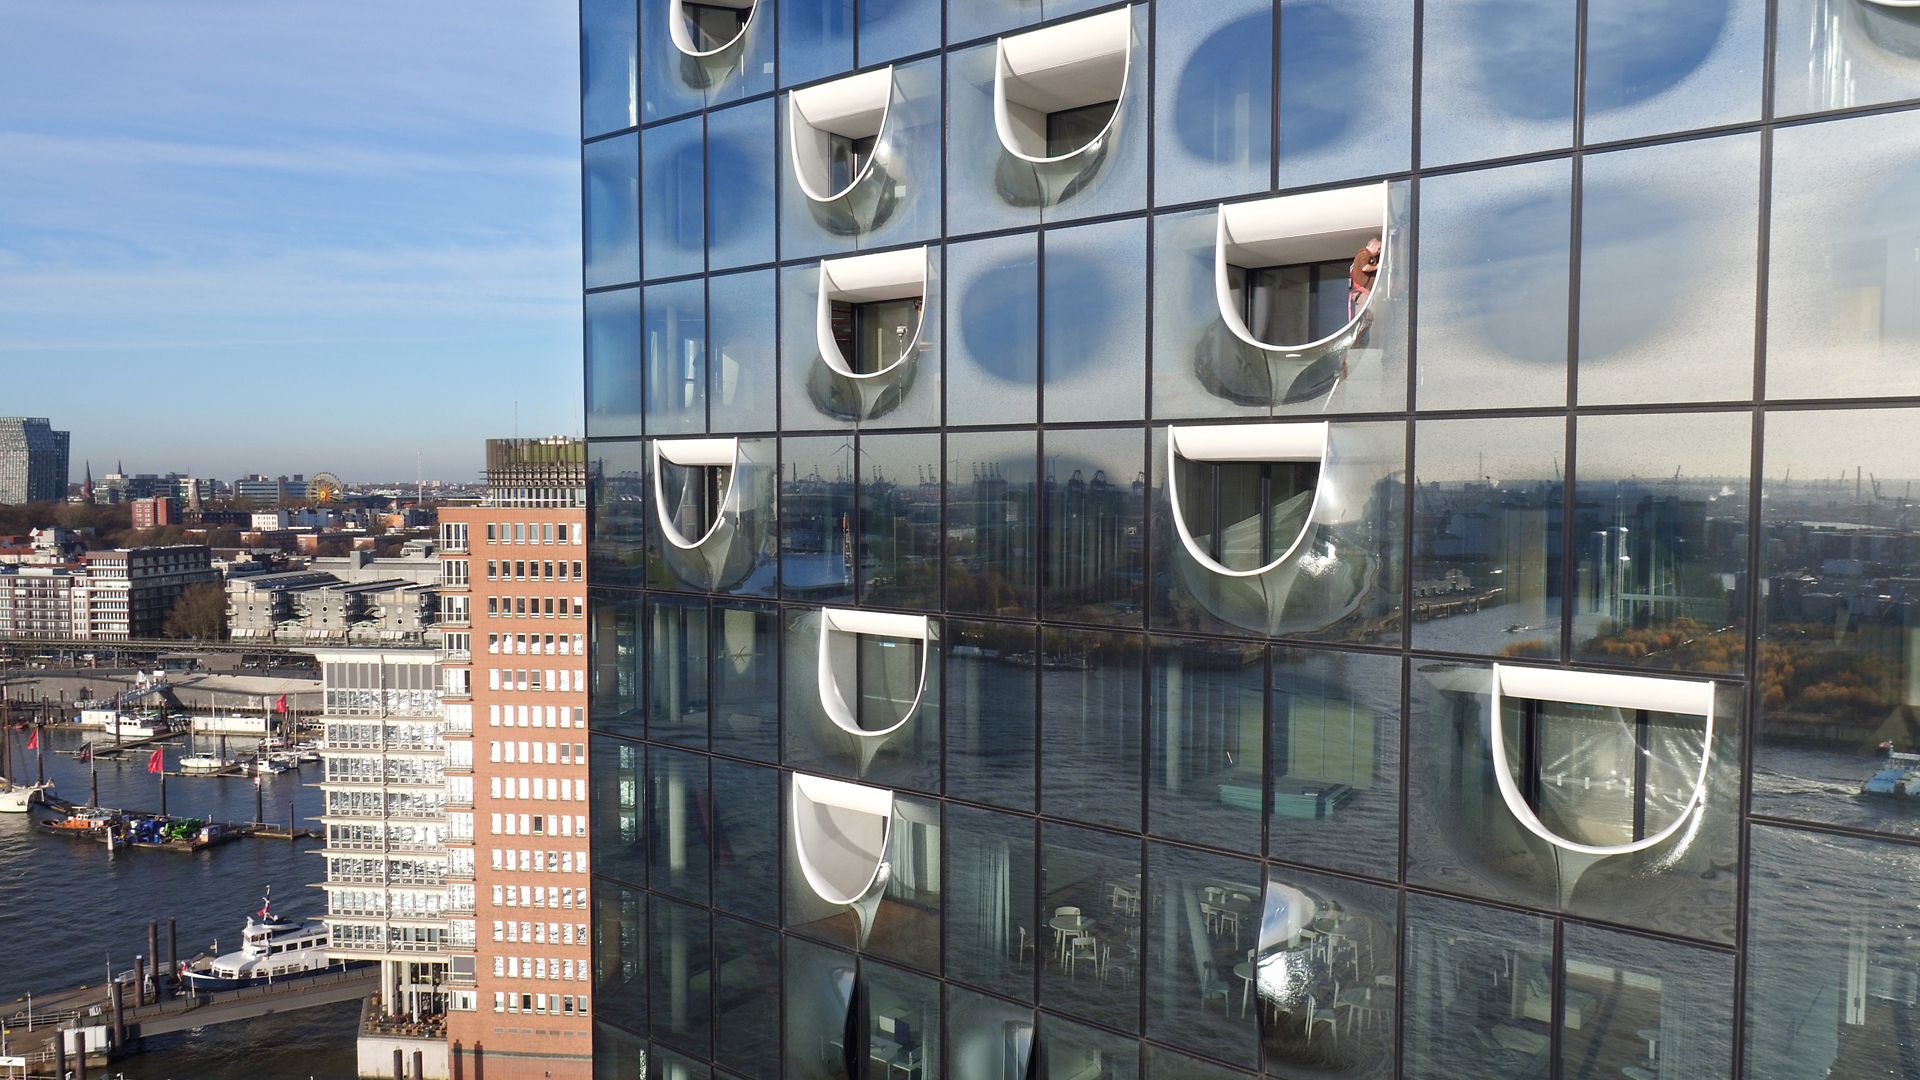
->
<box><xmin>129</xmin><ymin>495</ymin><xmax>177</xmax><ymax>530</ymax></box>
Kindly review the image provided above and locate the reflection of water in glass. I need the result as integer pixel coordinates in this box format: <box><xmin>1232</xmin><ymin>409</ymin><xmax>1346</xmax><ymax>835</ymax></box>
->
<box><xmin>1175</xmin><ymin>11</ymin><xmax>1273</xmax><ymax>161</ymax></box>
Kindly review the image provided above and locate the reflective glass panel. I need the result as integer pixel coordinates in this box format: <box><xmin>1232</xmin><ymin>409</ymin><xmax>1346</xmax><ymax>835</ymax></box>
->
<box><xmin>1044</xmin><ymin>219</ymin><xmax>1146</xmax><ymax>422</ymax></box>
<box><xmin>946</xmin><ymin>233</ymin><xmax>1039</xmax><ymax>426</ymax></box>
<box><xmin>1766</xmin><ymin>109</ymin><xmax>1920</xmax><ymax>401</ymax></box>
<box><xmin>590</xmin><ymin>439</ymin><xmax>650</xmax><ymax>588</ymax></box>
<box><xmin>1258</xmin><ymin>866</ymin><xmax>1397</xmax><ymax>1079</ymax></box>
<box><xmin>709</xmin><ymin>599</ymin><xmax>779</xmax><ymax>760</ymax></box>
<box><xmin>1561</xmin><ymin>922</ymin><xmax>1733</xmax><ymax>1080</ymax></box>
<box><xmin>707</xmin><ymin>269</ymin><xmax>776</xmax><ymax>434</ymax></box>
<box><xmin>1774</xmin><ymin>0</ymin><xmax>1920</xmax><ymax>116</ymax></box>
<box><xmin>780</xmin><ymin>0</ymin><xmax>854</xmax><ymax>89</ymax></box>
<box><xmin>947</xmin><ymin>430</ymin><xmax>1038</xmax><ymax>617</ymax></box>
<box><xmin>1269</xmin><ymin>646</ymin><xmax>1401</xmax><ymax>880</ymax></box>
<box><xmin>587</xmin><ymin>286</ymin><xmax>644</xmax><ymax>439</ymax></box>
<box><xmin>1419</xmin><ymin>0</ymin><xmax>1576</xmax><ymax>167</ymax></box>
<box><xmin>1412</xmin><ymin>415</ymin><xmax>1565</xmax><ymax>659</ymax></box>
<box><xmin>1584</xmin><ymin>0</ymin><xmax>1763</xmax><ymax>143</ymax></box>
<box><xmin>710</xmin><ymin>758</ymin><xmax>779</xmax><ymax>923</ymax></box>
<box><xmin>713</xmin><ymin>917</ymin><xmax>780</xmax><ymax>1078</ymax></box>
<box><xmin>857</xmin><ymin>0</ymin><xmax>937</xmax><ymax>64</ymax></box>
<box><xmin>1416</xmin><ymin>159</ymin><xmax>1572</xmax><ymax>411</ymax></box>
<box><xmin>705</xmin><ymin>98</ymin><xmax>777</xmax><ymax>271</ymax></box>
<box><xmin>648</xmin><ymin>594</ymin><xmax>710</xmax><ymax>746</ymax></box>
<box><xmin>859</xmin><ymin>432</ymin><xmax>942</xmax><ymax>610</ymax></box>
<box><xmin>1276</xmin><ymin>0</ymin><xmax>1414</xmax><ymax>189</ymax></box>
<box><xmin>591</xmin><ymin>589</ymin><xmax>644</xmax><ymax>740</ymax></box>
<box><xmin>642</xmin><ymin>117</ymin><xmax>706</xmax><ymax>281</ymax></box>
<box><xmin>1149</xmin><ymin>637</ymin><xmax>1265</xmax><ymax>852</ymax></box>
<box><xmin>1571</xmin><ymin>411</ymin><xmax>1751</xmax><ymax>674</ymax></box>
<box><xmin>947</xmin><ymin>805</ymin><xmax>1038</xmax><ymax>1001</ymax></box>
<box><xmin>585</xmin><ymin>133</ymin><xmax>640</xmax><ymax>289</ymax></box>
<box><xmin>1043</xmin><ymin>427</ymin><xmax>1145</xmax><ymax>625</ymax></box>
<box><xmin>648</xmin><ymin>746</ymin><xmax>711</xmax><ymax>903</ymax></box>
<box><xmin>946</xmin><ymin>619</ymin><xmax>1039</xmax><ymax>811</ymax></box>
<box><xmin>644</xmin><ymin>278</ymin><xmax>707</xmax><ymax>435</ymax></box>
<box><xmin>781</xmin><ymin>435</ymin><xmax>856</xmax><ymax>603</ymax></box>
<box><xmin>1578</xmin><ymin>135</ymin><xmax>1760</xmax><ymax>406</ymax></box>
<box><xmin>589</xmin><ymin>736</ymin><xmax>646</xmax><ymax>887</ymax></box>
<box><xmin>1154</xmin><ymin>0</ymin><xmax>1272</xmax><ymax>202</ymax></box>
<box><xmin>1144</xmin><ymin>843</ymin><xmax>1261</xmax><ymax>1067</ymax></box>
<box><xmin>594</xmin><ymin>883</ymin><xmax>646</xmax><ymax>1034</ymax></box>
<box><xmin>650</xmin><ymin>896</ymin><xmax>713</xmax><ymax>1057</ymax></box>
<box><xmin>1042</xmin><ymin>628</ymin><xmax>1144</xmax><ymax>831</ymax></box>
<box><xmin>582</xmin><ymin>0</ymin><xmax>638</xmax><ymax>136</ymax></box>
<box><xmin>1403</xmin><ymin>893</ymin><xmax>1554</xmax><ymax>1080</ymax></box>
<box><xmin>1039</xmin><ymin>821</ymin><xmax>1142</xmax><ymax>1032</ymax></box>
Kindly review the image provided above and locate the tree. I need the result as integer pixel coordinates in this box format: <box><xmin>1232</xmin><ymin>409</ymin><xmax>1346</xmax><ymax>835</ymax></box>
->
<box><xmin>164</xmin><ymin>581</ymin><xmax>228</xmax><ymax>641</ymax></box>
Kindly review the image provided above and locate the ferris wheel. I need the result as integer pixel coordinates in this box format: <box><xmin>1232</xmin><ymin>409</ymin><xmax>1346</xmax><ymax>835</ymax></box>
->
<box><xmin>306</xmin><ymin>472</ymin><xmax>344</xmax><ymax>504</ymax></box>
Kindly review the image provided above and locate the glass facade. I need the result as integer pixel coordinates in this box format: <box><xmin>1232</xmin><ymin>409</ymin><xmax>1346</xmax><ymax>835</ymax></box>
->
<box><xmin>583</xmin><ymin>2</ymin><xmax>1920</xmax><ymax>1076</ymax></box>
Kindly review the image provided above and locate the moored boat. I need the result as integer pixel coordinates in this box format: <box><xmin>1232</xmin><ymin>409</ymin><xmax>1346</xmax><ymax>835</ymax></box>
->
<box><xmin>180</xmin><ymin>889</ymin><xmax>355</xmax><ymax>991</ymax></box>
<box><xmin>0</xmin><ymin>779</ymin><xmax>54</xmax><ymax>813</ymax></box>
<box><xmin>1861</xmin><ymin>744</ymin><xmax>1920</xmax><ymax>798</ymax></box>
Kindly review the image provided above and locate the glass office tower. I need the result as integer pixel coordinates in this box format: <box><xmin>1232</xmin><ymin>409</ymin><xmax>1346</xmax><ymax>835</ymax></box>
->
<box><xmin>582</xmin><ymin>2</ymin><xmax>1920</xmax><ymax>1076</ymax></box>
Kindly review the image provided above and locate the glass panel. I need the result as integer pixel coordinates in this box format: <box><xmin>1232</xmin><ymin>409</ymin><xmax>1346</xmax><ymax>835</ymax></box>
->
<box><xmin>710</xmin><ymin>599</ymin><xmax>780</xmax><ymax>760</ymax></box>
<box><xmin>641</xmin><ymin>0</ymin><xmax>775</xmax><ymax>121</ymax></box>
<box><xmin>947</xmin><ymin>0</ymin><xmax>1113</xmax><ymax>42</ymax></box>
<box><xmin>1577</xmin><ymin>135</ymin><xmax>1760</xmax><ymax>406</ymax></box>
<box><xmin>1154</xmin><ymin>0</ymin><xmax>1272</xmax><ymax>203</ymax></box>
<box><xmin>948</xmin><ymin>987</ymin><xmax>1034</xmax><ymax>1077</ymax></box>
<box><xmin>707</xmin><ymin>269</ymin><xmax>777</xmax><ymax>433</ymax></box>
<box><xmin>1144</xmin><ymin>843</ymin><xmax>1261</xmax><ymax>1067</ymax></box>
<box><xmin>1412</xmin><ymin>416</ymin><xmax>1565</xmax><ymax>658</ymax></box>
<box><xmin>1746</xmin><ymin>824</ymin><xmax>1920</xmax><ymax>1078</ymax></box>
<box><xmin>1043</xmin><ymin>427</ymin><xmax>1145</xmax><ymax>624</ymax></box>
<box><xmin>1774</xmin><ymin>0</ymin><xmax>1920</xmax><ymax>117</ymax></box>
<box><xmin>650</xmin><ymin>897</ymin><xmax>713</xmax><ymax>1058</ymax></box>
<box><xmin>1042</xmin><ymin>1013</ymin><xmax>1139</xmax><ymax>1079</ymax></box>
<box><xmin>781</xmin><ymin>435</ymin><xmax>856</xmax><ymax>603</ymax></box>
<box><xmin>593</xmin><ymin>883</ymin><xmax>646</xmax><ymax>1035</ymax></box>
<box><xmin>591</xmin><ymin>588</ymin><xmax>644</xmax><ymax>740</ymax></box>
<box><xmin>1042</xmin><ymin>629</ymin><xmax>1144</xmax><ymax>832</ymax></box>
<box><xmin>585</xmin><ymin>133</ymin><xmax>640</xmax><ymax>288</ymax></box>
<box><xmin>643</xmin><ymin>117</ymin><xmax>706</xmax><ymax>281</ymax></box>
<box><xmin>1044</xmin><ymin>218</ymin><xmax>1146</xmax><ymax>422</ymax></box>
<box><xmin>947</xmin><ymin>430</ymin><xmax>1039</xmax><ymax>617</ymax></box>
<box><xmin>590</xmin><ymin>439</ymin><xmax>650</xmax><ymax>588</ymax></box>
<box><xmin>1258</xmin><ymin>865</ymin><xmax>1397</xmax><ymax>1079</ymax></box>
<box><xmin>859</xmin><ymin>432</ymin><xmax>942</xmax><ymax>610</ymax></box>
<box><xmin>1149</xmin><ymin>637</ymin><xmax>1265</xmax><ymax>852</ymax></box>
<box><xmin>1269</xmin><ymin>646</ymin><xmax>1401</xmax><ymax>880</ymax></box>
<box><xmin>781</xmin><ymin>57</ymin><xmax>943</xmax><ymax>261</ymax></box>
<box><xmin>648</xmin><ymin>595</ymin><xmax>709</xmax><ymax>747</ymax></box>
<box><xmin>583</xmin><ymin>0</ymin><xmax>638</xmax><ymax>136</ymax></box>
<box><xmin>1766</xmin><ymin>109</ymin><xmax>1920</xmax><ymax>401</ymax></box>
<box><xmin>947</xmin><ymin>233</ymin><xmax>1039</xmax><ymax>426</ymax></box>
<box><xmin>595</xmin><ymin>1023</ymin><xmax>648</xmax><ymax>1076</ymax></box>
<box><xmin>947</xmin><ymin>619</ymin><xmax>1039</xmax><ymax>811</ymax></box>
<box><xmin>1571</xmin><ymin>411</ymin><xmax>1751</xmax><ymax>674</ymax></box>
<box><xmin>588</xmin><ymin>287</ymin><xmax>645</xmax><ymax>439</ymax></box>
<box><xmin>780</xmin><ymin>0</ymin><xmax>855</xmax><ymax>89</ymax></box>
<box><xmin>706</xmin><ymin>98</ymin><xmax>777</xmax><ymax>271</ymax></box>
<box><xmin>780</xmin><ymin>264</ymin><xmax>850</xmax><ymax>430</ymax></box>
<box><xmin>947</xmin><ymin>805</ymin><xmax>1038</xmax><ymax>1001</ymax></box>
<box><xmin>648</xmin><ymin>1044</ymin><xmax>712</xmax><ymax>1079</ymax></box>
<box><xmin>865</xmin><ymin>959</ymin><xmax>943</xmax><ymax>1080</ymax></box>
<box><xmin>711</xmin><ymin>759</ymin><xmax>780</xmax><ymax>924</ymax></box>
<box><xmin>1584</xmin><ymin>0</ymin><xmax>1763</xmax><ymax>143</ymax></box>
<box><xmin>1419</xmin><ymin>0</ymin><xmax>1576</xmax><ymax>167</ymax></box>
<box><xmin>1143</xmin><ymin>1045</ymin><xmax>1247</xmax><ymax>1078</ymax></box>
<box><xmin>1416</xmin><ymin>159</ymin><xmax>1571</xmax><ymax>411</ymax></box>
<box><xmin>644</xmin><ymin>278</ymin><xmax>706</xmax><ymax>435</ymax></box>
<box><xmin>1755</xmin><ymin>407</ymin><xmax>1920</xmax><ymax>838</ymax></box>
<box><xmin>648</xmin><ymin>746</ymin><xmax>712</xmax><ymax>904</ymax></box>
<box><xmin>858</xmin><ymin>0</ymin><xmax>938</xmax><ymax>64</ymax></box>
<box><xmin>1404</xmin><ymin>893</ymin><xmax>1554</xmax><ymax>1080</ymax></box>
<box><xmin>1561</xmin><ymin>922</ymin><xmax>1733</xmax><ymax>1080</ymax></box>
<box><xmin>1040</xmin><ymin>821</ymin><xmax>1142</xmax><ymax>1032</ymax></box>
<box><xmin>783</xmin><ymin>936</ymin><xmax>857</xmax><ymax>1079</ymax></box>
<box><xmin>782</xmin><ymin>605</ymin><xmax>940</xmax><ymax>793</ymax></box>
<box><xmin>868</xmin><ymin>793</ymin><xmax>943</xmax><ymax>972</ymax></box>
<box><xmin>1276</xmin><ymin>0</ymin><xmax>1415</xmax><ymax>189</ymax></box>
<box><xmin>590</xmin><ymin>737</ymin><xmax>646</xmax><ymax>887</ymax></box>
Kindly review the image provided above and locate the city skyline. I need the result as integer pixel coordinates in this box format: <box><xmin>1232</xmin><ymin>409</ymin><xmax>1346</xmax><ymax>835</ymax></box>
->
<box><xmin>0</xmin><ymin>2</ymin><xmax>583</xmax><ymax>481</ymax></box>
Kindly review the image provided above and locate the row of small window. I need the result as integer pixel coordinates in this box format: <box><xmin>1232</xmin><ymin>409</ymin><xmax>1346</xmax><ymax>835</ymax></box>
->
<box><xmin>489</xmin><ymin>740</ymin><xmax>588</xmax><ymax>765</ymax></box>
<box><xmin>324</xmin><ymin>759</ymin><xmax>445</xmax><ymax>785</ymax></box>
<box><xmin>486</xmin><ymin>633</ymin><xmax>585</xmax><ymax>656</ymax></box>
<box><xmin>325</xmin><ymin>823</ymin><xmax>445</xmax><ymax>849</ymax></box>
<box><xmin>490</xmin><ymin>991</ymin><xmax>586</xmax><ymax>1017</ymax></box>
<box><xmin>493</xmin><ymin>883</ymin><xmax>587</xmax><ymax>910</ymax></box>
<box><xmin>486</xmin><ymin>558</ymin><xmax>584</xmax><ymax>582</ymax></box>
<box><xmin>327</xmin><ymin>890</ymin><xmax>444</xmax><ymax>917</ymax></box>
<box><xmin>323</xmin><ymin>791</ymin><xmax>445</xmax><ymax>817</ymax></box>
<box><xmin>484</xmin><ymin>595</ymin><xmax>586</xmax><ymax>618</ymax></box>
<box><xmin>487</xmin><ymin>703</ymin><xmax>588</xmax><ymax>728</ymax></box>
<box><xmin>489</xmin><ymin>772</ymin><xmax>591</xmax><ymax>803</ymax></box>
<box><xmin>491</xmin><ymin>955</ymin><xmax>591</xmax><ymax>983</ymax></box>
<box><xmin>483</xmin><ymin>522</ymin><xmax>581</xmax><ymax>546</ymax></box>
<box><xmin>492</xmin><ymin>811</ymin><xmax>591</xmax><ymax>837</ymax></box>
<box><xmin>330</xmin><ymin>924</ymin><xmax>444</xmax><ymax>949</ymax></box>
<box><xmin>491</xmin><ymin>848</ymin><xmax>591</xmax><ymax>876</ymax></box>
<box><xmin>495</xmin><ymin>919</ymin><xmax>589</xmax><ymax>947</ymax></box>
<box><xmin>485</xmin><ymin>667</ymin><xmax>587</xmax><ymax>693</ymax></box>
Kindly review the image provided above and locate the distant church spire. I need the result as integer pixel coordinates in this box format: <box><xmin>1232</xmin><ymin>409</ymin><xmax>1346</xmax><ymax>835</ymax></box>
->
<box><xmin>82</xmin><ymin>460</ymin><xmax>94</xmax><ymax>505</ymax></box>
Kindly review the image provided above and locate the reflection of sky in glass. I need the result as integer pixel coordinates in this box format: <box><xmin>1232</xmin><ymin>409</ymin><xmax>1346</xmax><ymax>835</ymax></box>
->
<box><xmin>1420</xmin><ymin>0</ymin><xmax>1574</xmax><ymax>165</ymax></box>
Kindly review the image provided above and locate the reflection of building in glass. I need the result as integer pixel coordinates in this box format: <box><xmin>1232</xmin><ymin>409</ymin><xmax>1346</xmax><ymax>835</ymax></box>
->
<box><xmin>581</xmin><ymin>2</ymin><xmax>1920</xmax><ymax>1077</ymax></box>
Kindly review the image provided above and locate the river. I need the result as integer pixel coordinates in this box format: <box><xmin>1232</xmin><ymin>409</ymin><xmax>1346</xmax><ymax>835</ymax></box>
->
<box><xmin>0</xmin><ymin>725</ymin><xmax>357</xmax><ymax>1080</ymax></box>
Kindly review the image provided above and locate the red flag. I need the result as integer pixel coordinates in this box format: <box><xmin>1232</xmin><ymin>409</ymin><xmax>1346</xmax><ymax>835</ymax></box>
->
<box><xmin>147</xmin><ymin>748</ymin><xmax>164</xmax><ymax>775</ymax></box>
<box><xmin>274</xmin><ymin>694</ymin><xmax>288</xmax><ymax>715</ymax></box>
<box><xmin>26</xmin><ymin>728</ymin><xmax>37</xmax><ymax>750</ymax></box>
<box><xmin>76</xmin><ymin>743</ymin><xmax>93</xmax><ymax>763</ymax></box>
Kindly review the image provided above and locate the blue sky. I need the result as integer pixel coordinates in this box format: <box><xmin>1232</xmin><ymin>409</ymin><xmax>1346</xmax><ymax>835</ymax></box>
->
<box><xmin>0</xmin><ymin>2</ymin><xmax>581</xmax><ymax>484</ymax></box>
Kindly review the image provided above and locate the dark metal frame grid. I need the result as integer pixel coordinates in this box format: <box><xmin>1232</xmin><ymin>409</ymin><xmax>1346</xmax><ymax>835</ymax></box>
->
<box><xmin>576</xmin><ymin>0</ymin><xmax>1920</xmax><ymax>1077</ymax></box>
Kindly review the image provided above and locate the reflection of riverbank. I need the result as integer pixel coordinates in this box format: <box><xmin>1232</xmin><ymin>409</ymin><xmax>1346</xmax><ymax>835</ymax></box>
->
<box><xmin>1755</xmin><ymin>742</ymin><xmax>1920</xmax><ymax>837</ymax></box>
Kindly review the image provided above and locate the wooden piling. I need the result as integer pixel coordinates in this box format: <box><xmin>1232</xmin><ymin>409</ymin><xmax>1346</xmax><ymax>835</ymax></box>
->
<box><xmin>412</xmin><ymin>1049</ymin><xmax>424</xmax><ymax>1080</ymax></box>
<box><xmin>73</xmin><ymin>1030</ymin><xmax>86</xmax><ymax>1080</ymax></box>
<box><xmin>146</xmin><ymin>922</ymin><xmax>159</xmax><ymax>1001</ymax></box>
<box><xmin>393</xmin><ymin>1047</ymin><xmax>404</xmax><ymax>1080</ymax></box>
<box><xmin>52</xmin><ymin>1025</ymin><xmax>66</xmax><ymax>1080</ymax></box>
<box><xmin>108</xmin><ymin>979</ymin><xmax>123</xmax><ymax>1050</ymax></box>
<box><xmin>133</xmin><ymin>957</ymin><xmax>145</xmax><ymax>1010</ymax></box>
<box><xmin>167</xmin><ymin>917</ymin><xmax>178</xmax><ymax>994</ymax></box>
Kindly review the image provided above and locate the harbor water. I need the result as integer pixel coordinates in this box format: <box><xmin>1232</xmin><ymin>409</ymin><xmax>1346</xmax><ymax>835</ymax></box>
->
<box><xmin>0</xmin><ymin>726</ymin><xmax>356</xmax><ymax>1080</ymax></box>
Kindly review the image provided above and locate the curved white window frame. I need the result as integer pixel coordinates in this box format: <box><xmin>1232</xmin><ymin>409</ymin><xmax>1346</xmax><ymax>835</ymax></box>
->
<box><xmin>790</xmin><ymin>772</ymin><xmax>894</xmax><ymax>945</ymax></box>
<box><xmin>788</xmin><ymin>67</ymin><xmax>895</xmax><ymax>203</ymax></box>
<box><xmin>1165</xmin><ymin>423</ymin><xmax>1330</xmax><ymax>578</ymax></box>
<box><xmin>993</xmin><ymin>6</ymin><xmax>1134</xmax><ymax>163</ymax></box>
<box><xmin>651</xmin><ymin>437</ymin><xmax>768</xmax><ymax>590</ymax></box>
<box><xmin>1215</xmin><ymin>181</ymin><xmax>1392</xmax><ymax>354</ymax></box>
<box><xmin>667</xmin><ymin>0</ymin><xmax>759</xmax><ymax>58</ymax></box>
<box><xmin>1488</xmin><ymin>663</ymin><xmax>1716</xmax><ymax>859</ymax></box>
<box><xmin>1862</xmin><ymin>1</ymin><xmax>1920</xmax><ymax>8</ymax></box>
<box><xmin>810</xmin><ymin>247</ymin><xmax>929</xmax><ymax>420</ymax></box>
<box><xmin>817</xmin><ymin>607</ymin><xmax>933</xmax><ymax>770</ymax></box>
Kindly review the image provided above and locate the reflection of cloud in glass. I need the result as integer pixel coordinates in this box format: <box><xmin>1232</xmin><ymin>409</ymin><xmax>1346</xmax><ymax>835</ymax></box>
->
<box><xmin>1465</xmin><ymin>0</ymin><xmax>1576</xmax><ymax>121</ymax></box>
<box><xmin>1174</xmin><ymin>11</ymin><xmax>1273</xmax><ymax>162</ymax></box>
<box><xmin>959</xmin><ymin>254</ymin><xmax>1038</xmax><ymax>383</ymax></box>
<box><xmin>1576</xmin><ymin>185</ymin><xmax>1687</xmax><ymax>359</ymax></box>
<box><xmin>1039</xmin><ymin>251</ymin><xmax>1116</xmax><ymax>380</ymax></box>
<box><xmin>1458</xmin><ymin>191</ymin><xmax>1570</xmax><ymax>362</ymax></box>
<box><xmin>1584</xmin><ymin>0</ymin><xmax>1727</xmax><ymax>113</ymax></box>
<box><xmin>702</xmin><ymin>135</ymin><xmax>759</xmax><ymax>250</ymax></box>
<box><xmin>1275</xmin><ymin>3</ymin><xmax>1355</xmax><ymax>154</ymax></box>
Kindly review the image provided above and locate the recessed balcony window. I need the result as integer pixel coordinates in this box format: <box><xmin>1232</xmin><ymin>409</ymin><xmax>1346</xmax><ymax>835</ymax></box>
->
<box><xmin>811</xmin><ymin>246</ymin><xmax>929</xmax><ymax>419</ymax></box>
<box><xmin>670</xmin><ymin>0</ymin><xmax>756</xmax><ymax>57</ymax></box>
<box><xmin>1216</xmin><ymin>181</ymin><xmax>1391</xmax><ymax>353</ymax></box>
<box><xmin>651</xmin><ymin>437</ymin><xmax>771</xmax><ymax>590</ymax></box>
<box><xmin>1167</xmin><ymin>423</ymin><xmax>1327</xmax><ymax>578</ymax></box>
<box><xmin>816</xmin><ymin>607</ymin><xmax>933</xmax><ymax>770</ymax></box>
<box><xmin>994</xmin><ymin>7</ymin><xmax>1134</xmax><ymax>163</ymax></box>
<box><xmin>790</xmin><ymin>772</ymin><xmax>895</xmax><ymax>944</ymax></box>
<box><xmin>788</xmin><ymin>67</ymin><xmax>894</xmax><ymax>203</ymax></box>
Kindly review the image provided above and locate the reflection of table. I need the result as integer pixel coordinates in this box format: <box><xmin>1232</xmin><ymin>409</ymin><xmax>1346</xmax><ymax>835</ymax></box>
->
<box><xmin>1049</xmin><ymin>915</ymin><xmax>1092</xmax><ymax>965</ymax></box>
<box><xmin>1233</xmin><ymin>960</ymin><xmax>1256</xmax><ymax>1017</ymax></box>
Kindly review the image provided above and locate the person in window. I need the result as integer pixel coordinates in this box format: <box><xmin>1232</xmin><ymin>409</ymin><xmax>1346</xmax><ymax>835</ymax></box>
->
<box><xmin>1348</xmin><ymin>236</ymin><xmax>1382</xmax><ymax>318</ymax></box>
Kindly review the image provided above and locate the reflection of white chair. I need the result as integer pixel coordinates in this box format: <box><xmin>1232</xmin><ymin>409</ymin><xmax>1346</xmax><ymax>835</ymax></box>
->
<box><xmin>1015</xmin><ymin>925</ymin><xmax>1035</xmax><ymax>963</ymax></box>
<box><xmin>1067</xmin><ymin>936</ymin><xmax>1099</xmax><ymax>977</ymax></box>
<box><xmin>1200</xmin><ymin>961</ymin><xmax>1232</xmax><ymax>1013</ymax></box>
<box><xmin>1303</xmin><ymin>988</ymin><xmax>1340</xmax><ymax>1052</ymax></box>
